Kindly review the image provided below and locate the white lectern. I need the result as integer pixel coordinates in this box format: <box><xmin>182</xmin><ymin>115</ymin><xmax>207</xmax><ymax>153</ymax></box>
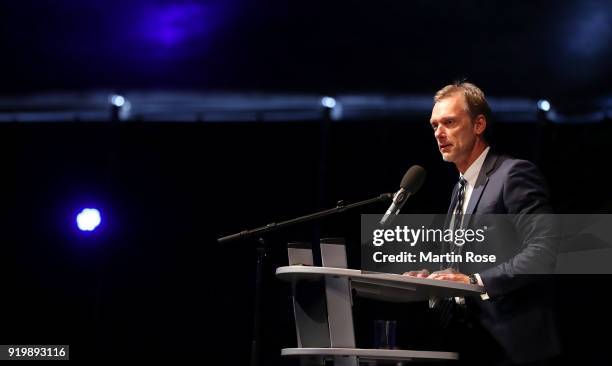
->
<box><xmin>277</xmin><ymin>239</ymin><xmax>484</xmax><ymax>365</ymax></box>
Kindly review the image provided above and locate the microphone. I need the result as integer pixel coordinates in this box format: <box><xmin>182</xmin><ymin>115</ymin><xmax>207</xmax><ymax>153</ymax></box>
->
<box><xmin>379</xmin><ymin>165</ymin><xmax>426</xmax><ymax>226</ymax></box>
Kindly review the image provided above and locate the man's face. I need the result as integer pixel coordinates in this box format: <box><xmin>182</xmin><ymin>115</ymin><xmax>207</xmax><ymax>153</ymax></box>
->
<box><xmin>429</xmin><ymin>93</ymin><xmax>478</xmax><ymax>165</ymax></box>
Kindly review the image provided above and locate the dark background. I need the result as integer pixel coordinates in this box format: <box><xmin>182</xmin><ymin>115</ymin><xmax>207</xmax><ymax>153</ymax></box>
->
<box><xmin>2</xmin><ymin>0</ymin><xmax>612</xmax><ymax>363</ymax></box>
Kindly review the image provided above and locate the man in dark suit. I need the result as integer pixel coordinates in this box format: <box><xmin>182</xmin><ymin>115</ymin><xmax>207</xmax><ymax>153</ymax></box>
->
<box><xmin>405</xmin><ymin>82</ymin><xmax>560</xmax><ymax>365</ymax></box>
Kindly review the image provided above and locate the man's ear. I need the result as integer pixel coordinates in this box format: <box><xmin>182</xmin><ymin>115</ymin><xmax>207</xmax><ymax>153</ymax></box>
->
<box><xmin>474</xmin><ymin>114</ymin><xmax>487</xmax><ymax>136</ymax></box>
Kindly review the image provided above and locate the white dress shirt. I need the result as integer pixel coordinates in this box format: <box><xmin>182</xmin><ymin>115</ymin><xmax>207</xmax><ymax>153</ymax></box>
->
<box><xmin>455</xmin><ymin>146</ymin><xmax>490</xmax><ymax>301</ymax></box>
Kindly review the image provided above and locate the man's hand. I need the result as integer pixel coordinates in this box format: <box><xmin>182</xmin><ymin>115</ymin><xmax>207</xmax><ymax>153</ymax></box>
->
<box><xmin>426</xmin><ymin>268</ymin><xmax>470</xmax><ymax>283</ymax></box>
<box><xmin>402</xmin><ymin>269</ymin><xmax>430</xmax><ymax>278</ymax></box>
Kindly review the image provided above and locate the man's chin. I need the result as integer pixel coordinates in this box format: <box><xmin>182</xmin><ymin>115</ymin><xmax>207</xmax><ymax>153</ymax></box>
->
<box><xmin>441</xmin><ymin>153</ymin><xmax>454</xmax><ymax>162</ymax></box>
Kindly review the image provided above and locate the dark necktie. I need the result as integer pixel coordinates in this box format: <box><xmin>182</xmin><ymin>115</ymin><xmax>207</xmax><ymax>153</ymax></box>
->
<box><xmin>446</xmin><ymin>177</ymin><xmax>467</xmax><ymax>271</ymax></box>
<box><xmin>436</xmin><ymin>177</ymin><xmax>468</xmax><ymax>328</ymax></box>
<box><xmin>452</xmin><ymin>176</ymin><xmax>467</xmax><ymax>231</ymax></box>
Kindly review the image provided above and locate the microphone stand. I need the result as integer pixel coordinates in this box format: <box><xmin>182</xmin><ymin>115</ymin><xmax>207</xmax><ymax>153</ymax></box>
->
<box><xmin>217</xmin><ymin>193</ymin><xmax>392</xmax><ymax>366</ymax></box>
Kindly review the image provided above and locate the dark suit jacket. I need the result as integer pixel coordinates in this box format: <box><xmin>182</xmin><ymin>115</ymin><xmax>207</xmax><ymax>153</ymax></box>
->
<box><xmin>448</xmin><ymin>150</ymin><xmax>561</xmax><ymax>364</ymax></box>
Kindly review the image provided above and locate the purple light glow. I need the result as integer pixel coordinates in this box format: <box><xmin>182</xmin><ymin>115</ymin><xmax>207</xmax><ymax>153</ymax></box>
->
<box><xmin>140</xmin><ymin>2</ymin><xmax>209</xmax><ymax>47</ymax></box>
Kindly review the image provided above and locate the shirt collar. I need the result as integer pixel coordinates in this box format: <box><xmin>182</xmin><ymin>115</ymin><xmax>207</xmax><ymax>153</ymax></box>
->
<box><xmin>460</xmin><ymin>146</ymin><xmax>490</xmax><ymax>187</ymax></box>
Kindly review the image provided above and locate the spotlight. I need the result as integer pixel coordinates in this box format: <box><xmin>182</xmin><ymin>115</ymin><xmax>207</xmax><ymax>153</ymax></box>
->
<box><xmin>537</xmin><ymin>100</ymin><xmax>551</xmax><ymax>112</ymax></box>
<box><xmin>76</xmin><ymin>208</ymin><xmax>102</xmax><ymax>232</ymax></box>
<box><xmin>110</xmin><ymin>95</ymin><xmax>125</xmax><ymax>107</ymax></box>
<box><xmin>321</xmin><ymin>96</ymin><xmax>336</xmax><ymax>109</ymax></box>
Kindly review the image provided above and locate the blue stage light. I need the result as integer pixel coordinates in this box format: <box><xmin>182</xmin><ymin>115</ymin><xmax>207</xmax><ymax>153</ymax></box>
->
<box><xmin>110</xmin><ymin>95</ymin><xmax>125</xmax><ymax>107</ymax></box>
<box><xmin>537</xmin><ymin>100</ymin><xmax>551</xmax><ymax>112</ymax></box>
<box><xmin>76</xmin><ymin>208</ymin><xmax>102</xmax><ymax>232</ymax></box>
<box><xmin>321</xmin><ymin>96</ymin><xmax>336</xmax><ymax>109</ymax></box>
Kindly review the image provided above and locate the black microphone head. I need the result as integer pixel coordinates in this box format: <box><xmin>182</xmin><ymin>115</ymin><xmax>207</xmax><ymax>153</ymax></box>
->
<box><xmin>400</xmin><ymin>165</ymin><xmax>426</xmax><ymax>194</ymax></box>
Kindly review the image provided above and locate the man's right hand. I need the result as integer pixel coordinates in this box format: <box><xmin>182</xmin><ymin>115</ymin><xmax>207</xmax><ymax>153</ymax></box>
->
<box><xmin>402</xmin><ymin>269</ymin><xmax>430</xmax><ymax>278</ymax></box>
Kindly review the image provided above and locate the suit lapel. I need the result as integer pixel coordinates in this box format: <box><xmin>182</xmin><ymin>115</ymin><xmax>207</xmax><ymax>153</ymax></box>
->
<box><xmin>447</xmin><ymin>184</ymin><xmax>460</xmax><ymax>215</ymax></box>
<box><xmin>465</xmin><ymin>151</ymin><xmax>498</xmax><ymax>215</ymax></box>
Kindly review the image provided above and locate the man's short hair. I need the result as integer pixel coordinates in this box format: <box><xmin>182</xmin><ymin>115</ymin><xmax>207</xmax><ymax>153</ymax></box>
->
<box><xmin>434</xmin><ymin>81</ymin><xmax>493</xmax><ymax>142</ymax></box>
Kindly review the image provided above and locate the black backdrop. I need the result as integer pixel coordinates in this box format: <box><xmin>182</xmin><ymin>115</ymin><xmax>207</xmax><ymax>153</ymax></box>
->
<box><xmin>2</xmin><ymin>0</ymin><xmax>612</xmax><ymax>363</ymax></box>
<box><xmin>3</xmin><ymin>117</ymin><xmax>612</xmax><ymax>362</ymax></box>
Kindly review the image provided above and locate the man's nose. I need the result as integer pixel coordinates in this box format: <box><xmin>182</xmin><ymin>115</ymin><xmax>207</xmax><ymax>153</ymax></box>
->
<box><xmin>434</xmin><ymin>126</ymin><xmax>445</xmax><ymax>140</ymax></box>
